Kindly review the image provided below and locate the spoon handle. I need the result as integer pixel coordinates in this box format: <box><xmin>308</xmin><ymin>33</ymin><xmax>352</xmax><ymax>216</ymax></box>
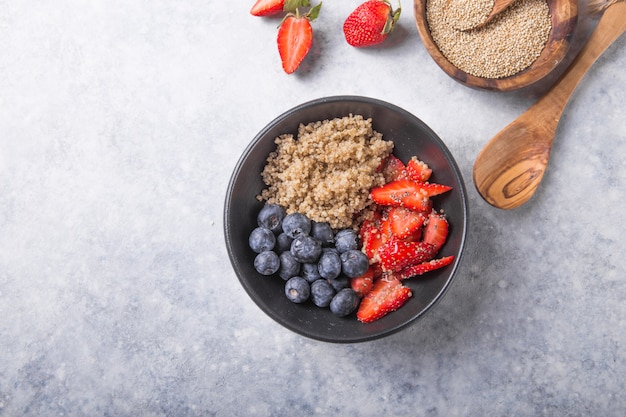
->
<box><xmin>533</xmin><ymin>2</ymin><xmax>626</xmax><ymax>122</ymax></box>
<box><xmin>473</xmin><ymin>2</ymin><xmax>626</xmax><ymax>210</ymax></box>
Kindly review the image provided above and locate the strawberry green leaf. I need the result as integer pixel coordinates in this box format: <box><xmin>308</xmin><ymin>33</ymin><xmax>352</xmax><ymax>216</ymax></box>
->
<box><xmin>284</xmin><ymin>0</ymin><xmax>310</xmax><ymax>11</ymax></box>
<box><xmin>307</xmin><ymin>2</ymin><xmax>322</xmax><ymax>20</ymax></box>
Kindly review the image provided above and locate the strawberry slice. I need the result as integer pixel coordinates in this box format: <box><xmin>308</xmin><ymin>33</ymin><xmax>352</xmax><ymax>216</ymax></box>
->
<box><xmin>359</xmin><ymin>218</ymin><xmax>385</xmax><ymax>263</ymax></box>
<box><xmin>277</xmin><ymin>4</ymin><xmax>321</xmax><ymax>74</ymax></box>
<box><xmin>388</xmin><ymin>206</ymin><xmax>426</xmax><ymax>240</ymax></box>
<box><xmin>378</xmin><ymin>154</ymin><xmax>406</xmax><ymax>182</ymax></box>
<box><xmin>370</xmin><ymin>180</ymin><xmax>429</xmax><ymax>212</ymax></box>
<box><xmin>371</xmin><ymin>179</ymin><xmax>451</xmax><ymax>212</ymax></box>
<box><xmin>357</xmin><ymin>277</ymin><xmax>412</xmax><ymax>323</ymax></box>
<box><xmin>405</xmin><ymin>157</ymin><xmax>432</xmax><ymax>183</ymax></box>
<box><xmin>394</xmin><ymin>256</ymin><xmax>455</xmax><ymax>280</ymax></box>
<box><xmin>423</xmin><ymin>211</ymin><xmax>449</xmax><ymax>253</ymax></box>
<box><xmin>250</xmin><ymin>0</ymin><xmax>285</xmax><ymax>16</ymax></box>
<box><xmin>350</xmin><ymin>264</ymin><xmax>381</xmax><ymax>297</ymax></box>
<box><xmin>378</xmin><ymin>239</ymin><xmax>437</xmax><ymax>272</ymax></box>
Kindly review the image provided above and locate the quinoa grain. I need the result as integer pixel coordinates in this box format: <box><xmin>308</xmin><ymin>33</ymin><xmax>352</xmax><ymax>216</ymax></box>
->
<box><xmin>259</xmin><ymin>115</ymin><xmax>393</xmax><ymax>230</ymax></box>
<box><xmin>427</xmin><ymin>0</ymin><xmax>552</xmax><ymax>79</ymax></box>
<box><xmin>446</xmin><ymin>0</ymin><xmax>495</xmax><ymax>31</ymax></box>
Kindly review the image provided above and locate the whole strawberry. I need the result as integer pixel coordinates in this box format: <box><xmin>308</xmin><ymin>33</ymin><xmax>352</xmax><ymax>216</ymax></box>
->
<box><xmin>343</xmin><ymin>0</ymin><xmax>401</xmax><ymax>47</ymax></box>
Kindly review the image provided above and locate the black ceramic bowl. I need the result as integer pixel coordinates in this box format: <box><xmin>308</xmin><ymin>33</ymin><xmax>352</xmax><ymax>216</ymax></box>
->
<box><xmin>224</xmin><ymin>96</ymin><xmax>468</xmax><ymax>343</ymax></box>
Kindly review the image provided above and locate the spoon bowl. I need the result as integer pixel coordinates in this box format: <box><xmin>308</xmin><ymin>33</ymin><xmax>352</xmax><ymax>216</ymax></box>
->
<box><xmin>449</xmin><ymin>0</ymin><xmax>518</xmax><ymax>30</ymax></box>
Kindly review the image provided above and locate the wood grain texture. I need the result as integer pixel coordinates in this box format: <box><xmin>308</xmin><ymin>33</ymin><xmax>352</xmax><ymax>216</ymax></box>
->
<box><xmin>414</xmin><ymin>0</ymin><xmax>578</xmax><ymax>91</ymax></box>
<box><xmin>473</xmin><ymin>1</ymin><xmax>626</xmax><ymax>209</ymax></box>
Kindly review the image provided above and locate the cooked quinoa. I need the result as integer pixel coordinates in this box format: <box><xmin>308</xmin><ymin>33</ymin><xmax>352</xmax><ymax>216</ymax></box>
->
<box><xmin>259</xmin><ymin>115</ymin><xmax>394</xmax><ymax>230</ymax></box>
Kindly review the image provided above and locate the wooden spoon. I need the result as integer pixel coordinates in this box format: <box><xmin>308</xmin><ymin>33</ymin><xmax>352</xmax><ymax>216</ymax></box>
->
<box><xmin>462</xmin><ymin>0</ymin><xmax>518</xmax><ymax>30</ymax></box>
<box><xmin>473</xmin><ymin>1</ymin><xmax>626</xmax><ymax>210</ymax></box>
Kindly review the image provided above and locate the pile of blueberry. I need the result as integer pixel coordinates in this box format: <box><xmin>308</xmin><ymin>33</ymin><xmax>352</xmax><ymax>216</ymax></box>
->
<box><xmin>249</xmin><ymin>204</ymin><xmax>369</xmax><ymax>318</ymax></box>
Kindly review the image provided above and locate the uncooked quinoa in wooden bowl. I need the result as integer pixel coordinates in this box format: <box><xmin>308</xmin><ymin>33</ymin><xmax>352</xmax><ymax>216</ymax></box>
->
<box><xmin>224</xmin><ymin>96</ymin><xmax>468</xmax><ymax>343</ymax></box>
<box><xmin>414</xmin><ymin>0</ymin><xmax>578</xmax><ymax>91</ymax></box>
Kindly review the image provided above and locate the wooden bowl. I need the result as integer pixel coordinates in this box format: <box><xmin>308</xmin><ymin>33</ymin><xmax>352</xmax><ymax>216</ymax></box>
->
<box><xmin>414</xmin><ymin>0</ymin><xmax>578</xmax><ymax>91</ymax></box>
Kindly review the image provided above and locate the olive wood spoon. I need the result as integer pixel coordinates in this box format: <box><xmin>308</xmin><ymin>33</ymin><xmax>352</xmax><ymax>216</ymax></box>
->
<box><xmin>466</xmin><ymin>0</ymin><xmax>517</xmax><ymax>29</ymax></box>
<box><xmin>447</xmin><ymin>0</ymin><xmax>517</xmax><ymax>31</ymax></box>
<box><xmin>473</xmin><ymin>1</ymin><xmax>626</xmax><ymax>210</ymax></box>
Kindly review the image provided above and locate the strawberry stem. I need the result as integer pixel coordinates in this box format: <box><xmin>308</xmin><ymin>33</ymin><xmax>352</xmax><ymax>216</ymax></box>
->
<box><xmin>278</xmin><ymin>0</ymin><xmax>321</xmax><ymax>26</ymax></box>
<box><xmin>284</xmin><ymin>0</ymin><xmax>310</xmax><ymax>12</ymax></box>
<box><xmin>382</xmin><ymin>0</ymin><xmax>401</xmax><ymax>35</ymax></box>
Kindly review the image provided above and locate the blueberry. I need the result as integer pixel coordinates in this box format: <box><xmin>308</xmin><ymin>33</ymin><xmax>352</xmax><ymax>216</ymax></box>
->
<box><xmin>310</xmin><ymin>279</ymin><xmax>336</xmax><ymax>308</ymax></box>
<box><xmin>311</xmin><ymin>221</ymin><xmax>334</xmax><ymax>247</ymax></box>
<box><xmin>254</xmin><ymin>251</ymin><xmax>280</xmax><ymax>275</ymax></box>
<box><xmin>285</xmin><ymin>276</ymin><xmax>310</xmax><ymax>303</ymax></box>
<box><xmin>322</xmin><ymin>247</ymin><xmax>339</xmax><ymax>256</ymax></box>
<box><xmin>317</xmin><ymin>249</ymin><xmax>341</xmax><ymax>280</ymax></box>
<box><xmin>249</xmin><ymin>227</ymin><xmax>276</xmax><ymax>253</ymax></box>
<box><xmin>330</xmin><ymin>288</ymin><xmax>360</xmax><ymax>317</ymax></box>
<box><xmin>278</xmin><ymin>251</ymin><xmax>301</xmax><ymax>280</ymax></box>
<box><xmin>340</xmin><ymin>250</ymin><xmax>369</xmax><ymax>278</ymax></box>
<box><xmin>301</xmin><ymin>263</ymin><xmax>322</xmax><ymax>283</ymax></box>
<box><xmin>257</xmin><ymin>204</ymin><xmax>286</xmax><ymax>234</ymax></box>
<box><xmin>282</xmin><ymin>213</ymin><xmax>311</xmax><ymax>238</ymax></box>
<box><xmin>334</xmin><ymin>229</ymin><xmax>359</xmax><ymax>253</ymax></box>
<box><xmin>327</xmin><ymin>275</ymin><xmax>350</xmax><ymax>292</ymax></box>
<box><xmin>290</xmin><ymin>235</ymin><xmax>322</xmax><ymax>263</ymax></box>
<box><xmin>276</xmin><ymin>233</ymin><xmax>293</xmax><ymax>254</ymax></box>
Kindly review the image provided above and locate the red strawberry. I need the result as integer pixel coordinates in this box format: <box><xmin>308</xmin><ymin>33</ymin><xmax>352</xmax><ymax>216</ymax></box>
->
<box><xmin>423</xmin><ymin>211</ymin><xmax>449</xmax><ymax>252</ymax></box>
<box><xmin>250</xmin><ymin>0</ymin><xmax>284</xmax><ymax>16</ymax></box>
<box><xmin>378</xmin><ymin>239</ymin><xmax>436</xmax><ymax>272</ymax></box>
<box><xmin>343</xmin><ymin>0</ymin><xmax>402</xmax><ymax>48</ymax></box>
<box><xmin>370</xmin><ymin>179</ymin><xmax>451</xmax><ymax>212</ymax></box>
<box><xmin>405</xmin><ymin>157</ymin><xmax>432</xmax><ymax>183</ymax></box>
<box><xmin>360</xmin><ymin>217</ymin><xmax>386</xmax><ymax>262</ymax></box>
<box><xmin>378</xmin><ymin>154</ymin><xmax>406</xmax><ymax>182</ymax></box>
<box><xmin>350</xmin><ymin>264</ymin><xmax>381</xmax><ymax>297</ymax></box>
<box><xmin>277</xmin><ymin>4</ymin><xmax>321</xmax><ymax>74</ymax></box>
<box><xmin>394</xmin><ymin>256</ymin><xmax>455</xmax><ymax>280</ymax></box>
<box><xmin>388</xmin><ymin>206</ymin><xmax>426</xmax><ymax>240</ymax></box>
<box><xmin>357</xmin><ymin>276</ymin><xmax>412</xmax><ymax>323</ymax></box>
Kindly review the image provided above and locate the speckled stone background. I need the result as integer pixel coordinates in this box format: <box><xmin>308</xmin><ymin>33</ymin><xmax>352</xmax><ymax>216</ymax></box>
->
<box><xmin>1</xmin><ymin>1</ymin><xmax>624</xmax><ymax>416</ymax></box>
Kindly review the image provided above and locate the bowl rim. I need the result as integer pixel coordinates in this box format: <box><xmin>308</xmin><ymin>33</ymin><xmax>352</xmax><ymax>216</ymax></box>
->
<box><xmin>224</xmin><ymin>95</ymin><xmax>469</xmax><ymax>343</ymax></box>
<box><xmin>413</xmin><ymin>0</ymin><xmax>579</xmax><ymax>91</ymax></box>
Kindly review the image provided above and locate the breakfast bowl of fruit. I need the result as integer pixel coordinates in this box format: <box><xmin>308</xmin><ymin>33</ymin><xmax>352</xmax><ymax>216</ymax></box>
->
<box><xmin>224</xmin><ymin>96</ymin><xmax>468</xmax><ymax>343</ymax></box>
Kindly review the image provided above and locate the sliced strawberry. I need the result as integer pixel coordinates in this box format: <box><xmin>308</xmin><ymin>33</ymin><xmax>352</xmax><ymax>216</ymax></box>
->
<box><xmin>405</xmin><ymin>157</ymin><xmax>432</xmax><ymax>183</ymax></box>
<box><xmin>378</xmin><ymin>154</ymin><xmax>406</xmax><ymax>182</ymax></box>
<box><xmin>423</xmin><ymin>211</ymin><xmax>449</xmax><ymax>253</ymax></box>
<box><xmin>378</xmin><ymin>210</ymin><xmax>393</xmax><ymax>240</ymax></box>
<box><xmin>276</xmin><ymin>4</ymin><xmax>321</xmax><ymax>74</ymax></box>
<box><xmin>378</xmin><ymin>238</ymin><xmax>437</xmax><ymax>272</ymax></box>
<box><xmin>370</xmin><ymin>180</ymin><xmax>428</xmax><ymax>212</ymax></box>
<box><xmin>394</xmin><ymin>256</ymin><xmax>455</xmax><ymax>280</ymax></box>
<box><xmin>360</xmin><ymin>218</ymin><xmax>385</xmax><ymax>263</ymax></box>
<box><xmin>350</xmin><ymin>264</ymin><xmax>381</xmax><ymax>297</ymax></box>
<box><xmin>388</xmin><ymin>206</ymin><xmax>426</xmax><ymax>240</ymax></box>
<box><xmin>371</xmin><ymin>179</ymin><xmax>452</xmax><ymax>211</ymax></box>
<box><xmin>250</xmin><ymin>0</ymin><xmax>285</xmax><ymax>16</ymax></box>
<box><xmin>357</xmin><ymin>276</ymin><xmax>412</xmax><ymax>323</ymax></box>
